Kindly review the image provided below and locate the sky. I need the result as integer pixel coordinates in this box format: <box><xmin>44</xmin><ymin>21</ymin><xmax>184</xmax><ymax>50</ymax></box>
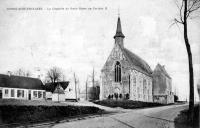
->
<box><xmin>0</xmin><ymin>0</ymin><xmax>199</xmax><ymax>100</ymax></box>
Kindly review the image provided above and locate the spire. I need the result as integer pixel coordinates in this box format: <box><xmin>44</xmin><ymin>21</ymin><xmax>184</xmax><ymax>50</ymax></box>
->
<box><xmin>114</xmin><ymin>16</ymin><xmax>125</xmax><ymax>39</ymax></box>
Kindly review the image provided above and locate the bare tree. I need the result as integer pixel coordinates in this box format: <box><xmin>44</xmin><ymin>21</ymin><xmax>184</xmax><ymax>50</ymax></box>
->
<box><xmin>13</xmin><ymin>68</ymin><xmax>32</xmax><ymax>77</ymax></box>
<box><xmin>46</xmin><ymin>66</ymin><xmax>62</xmax><ymax>84</ymax></box>
<box><xmin>173</xmin><ymin>0</ymin><xmax>200</xmax><ymax>123</ymax></box>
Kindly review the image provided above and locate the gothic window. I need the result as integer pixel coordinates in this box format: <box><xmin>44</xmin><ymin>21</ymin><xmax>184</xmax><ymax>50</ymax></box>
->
<box><xmin>143</xmin><ymin>79</ymin><xmax>147</xmax><ymax>94</ymax></box>
<box><xmin>133</xmin><ymin>77</ymin><xmax>136</xmax><ymax>86</ymax></box>
<box><xmin>115</xmin><ymin>61</ymin><xmax>121</xmax><ymax>82</ymax></box>
<box><xmin>137</xmin><ymin>87</ymin><xmax>139</xmax><ymax>92</ymax></box>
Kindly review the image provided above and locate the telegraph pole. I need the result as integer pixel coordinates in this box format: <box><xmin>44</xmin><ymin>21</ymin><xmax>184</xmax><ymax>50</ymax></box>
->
<box><xmin>92</xmin><ymin>68</ymin><xmax>95</xmax><ymax>100</ymax></box>
<box><xmin>74</xmin><ymin>72</ymin><xmax>78</xmax><ymax>101</ymax></box>
<box><xmin>86</xmin><ymin>77</ymin><xmax>88</xmax><ymax>101</ymax></box>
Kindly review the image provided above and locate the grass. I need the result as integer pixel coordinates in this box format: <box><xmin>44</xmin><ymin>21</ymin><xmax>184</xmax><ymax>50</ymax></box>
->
<box><xmin>174</xmin><ymin>103</ymin><xmax>199</xmax><ymax>128</ymax></box>
<box><xmin>93</xmin><ymin>99</ymin><xmax>165</xmax><ymax>109</ymax></box>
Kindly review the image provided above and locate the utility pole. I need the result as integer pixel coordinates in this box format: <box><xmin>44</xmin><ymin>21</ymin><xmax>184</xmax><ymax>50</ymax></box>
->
<box><xmin>74</xmin><ymin>72</ymin><xmax>78</xmax><ymax>101</ymax></box>
<box><xmin>57</xmin><ymin>84</ymin><xmax>60</xmax><ymax>103</ymax></box>
<box><xmin>86</xmin><ymin>77</ymin><xmax>88</xmax><ymax>101</ymax></box>
<box><xmin>92</xmin><ymin>68</ymin><xmax>95</xmax><ymax>100</ymax></box>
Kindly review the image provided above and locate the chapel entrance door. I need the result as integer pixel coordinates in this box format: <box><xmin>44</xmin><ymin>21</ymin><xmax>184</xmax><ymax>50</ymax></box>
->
<box><xmin>114</xmin><ymin>87</ymin><xmax>120</xmax><ymax>99</ymax></box>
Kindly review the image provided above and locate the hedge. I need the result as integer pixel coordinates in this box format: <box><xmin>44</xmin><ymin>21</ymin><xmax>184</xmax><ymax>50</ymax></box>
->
<box><xmin>94</xmin><ymin>99</ymin><xmax>163</xmax><ymax>109</ymax></box>
<box><xmin>0</xmin><ymin>105</ymin><xmax>101</xmax><ymax>124</ymax></box>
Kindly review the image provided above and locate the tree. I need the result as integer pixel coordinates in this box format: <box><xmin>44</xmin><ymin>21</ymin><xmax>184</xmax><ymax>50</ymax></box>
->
<box><xmin>46</xmin><ymin>67</ymin><xmax>64</xmax><ymax>102</ymax></box>
<box><xmin>12</xmin><ymin>68</ymin><xmax>32</xmax><ymax>77</ymax></box>
<box><xmin>46</xmin><ymin>66</ymin><xmax>62</xmax><ymax>84</ymax></box>
<box><xmin>174</xmin><ymin>95</ymin><xmax>179</xmax><ymax>102</ymax></box>
<box><xmin>173</xmin><ymin>0</ymin><xmax>200</xmax><ymax>123</ymax></box>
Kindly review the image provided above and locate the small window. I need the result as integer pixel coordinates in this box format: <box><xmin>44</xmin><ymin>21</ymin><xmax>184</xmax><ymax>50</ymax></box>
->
<box><xmin>4</xmin><ymin>89</ymin><xmax>9</xmax><ymax>97</ymax></box>
<box><xmin>38</xmin><ymin>91</ymin><xmax>42</xmax><ymax>98</ymax></box>
<box><xmin>11</xmin><ymin>89</ymin><xmax>15</xmax><ymax>97</ymax></box>
<box><xmin>43</xmin><ymin>92</ymin><xmax>46</xmax><ymax>98</ymax></box>
<box><xmin>22</xmin><ymin>90</ymin><xmax>24</xmax><ymax>97</ymax></box>
<box><xmin>17</xmin><ymin>90</ymin><xmax>23</xmax><ymax>98</ymax></box>
<box><xmin>33</xmin><ymin>91</ymin><xmax>37</xmax><ymax>98</ymax></box>
<box><xmin>5</xmin><ymin>89</ymin><xmax>8</xmax><ymax>94</ymax></box>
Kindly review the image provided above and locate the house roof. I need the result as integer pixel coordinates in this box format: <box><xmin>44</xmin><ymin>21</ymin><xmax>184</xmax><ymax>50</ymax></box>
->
<box><xmin>53</xmin><ymin>85</ymin><xmax>65</xmax><ymax>94</ymax></box>
<box><xmin>122</xmin><ymin>48</ymin><xmax>153</xmax><ymax>75</ymax></box>
<box><xmin>44</xmin><ymin>82</ymin><xmax>69</xmax><ymax>93</ymax></box>
<box><xmin>154</xmin><ymin>64</ymin><xmax>171</xmax><ymax>79</ymax></box>
<box><xmin>0</xmin><ymin>74</ymin><xmax>44</xmax><ymax>90</ymax></box>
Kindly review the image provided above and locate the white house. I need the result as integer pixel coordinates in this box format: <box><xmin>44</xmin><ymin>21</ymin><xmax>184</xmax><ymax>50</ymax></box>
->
<box><xmin>52</xmin><ymin>85</ymin><xmax>65</xmax><ymax>102</ymax></box>
<box><xmin>44</xmin><ymin>81</ymin><xmax>70</xmax><ymax>101</ymax></box>
<box><xmin>0</xmin><ymin>74</ymin><xmax>45</xmax><ymax>100</ymax></box>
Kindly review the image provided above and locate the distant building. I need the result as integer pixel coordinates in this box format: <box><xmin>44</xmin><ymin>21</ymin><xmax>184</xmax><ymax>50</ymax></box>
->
<box><xmin>79</xmin><ymin>81</ymin><xmax>100</xmax><ymax>101</ymax></box>
<box><xmin>152</xmin><ymin>64</ymin><xmax>174</xmax><ymax>104</ymax></box>
<box><xmin>101</xmin><ymin>16</ymin><xmax>153</xmax><ymax>102</ymax></box>
<box><xmin>52</xmin><ymin>85</ymin><xmax>65</xmax><ymax>102</ymax></box>
<box><xmin>0</xmin><ymin>74</ymin><xmax>45</xmax><ymax>100</ymax></box>
<box><xmin>44</xmin><ymin>81</ymin><xmax>70</xmax><ymax>101</ymax></box>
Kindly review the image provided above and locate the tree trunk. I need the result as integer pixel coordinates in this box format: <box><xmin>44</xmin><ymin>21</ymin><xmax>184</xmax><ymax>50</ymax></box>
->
<box><xmin>183</xmin><ymin>0</ymin><xmax>194</xmax><ymax>124</ymax></box>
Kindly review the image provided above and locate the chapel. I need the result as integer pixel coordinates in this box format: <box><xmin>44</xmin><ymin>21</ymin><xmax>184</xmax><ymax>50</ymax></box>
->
<box><xmin>100</xmin><ymin>16</ymin><xmax>153</xmax><ymax>102</ymax></box>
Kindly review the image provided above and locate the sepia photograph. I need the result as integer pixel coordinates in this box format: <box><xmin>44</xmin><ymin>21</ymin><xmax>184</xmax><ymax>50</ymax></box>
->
<box><xmin>0</xmin><ymin>0</ymin><xmax>200</xmax><ymax>128</ymax></box>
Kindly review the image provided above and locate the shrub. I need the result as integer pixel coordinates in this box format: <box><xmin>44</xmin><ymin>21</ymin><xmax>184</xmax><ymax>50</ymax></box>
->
<box><xmin>174</xmin><ymin>95</ymin><xmax>179</xmax><ymax>102</ymax></box>
<box><xmin>119</xmin><ymin>94</ymin><xmax>122</xmax><ymax>99</ymax></box>
<box><xmin>174</xmin><ymin>104</ymin><xmax>199</xmax><ymax>127</ymax></box>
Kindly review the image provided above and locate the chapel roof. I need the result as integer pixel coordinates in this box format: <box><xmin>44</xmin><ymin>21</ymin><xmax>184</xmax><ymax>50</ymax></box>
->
<box><xmin>0</xmin><ymin>74</ymin><xmax>44</xmax><ymax>90</ymax></box>
<box><xmin>122</xmin><ymin>48</ymin><xmax>153</xmax><ymax>75</ymax></box>
<box><xmin>154</xmin><ymin>63</ymin><xmax>171</xmax><ymax>79</ymax></box>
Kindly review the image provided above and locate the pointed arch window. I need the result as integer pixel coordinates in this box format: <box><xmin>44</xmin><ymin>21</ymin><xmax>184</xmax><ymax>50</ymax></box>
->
<box><xmin>115</xmin><ymin>61</ymin><xmax>121</xmax><ymax>82</ymax></box>
<box><xmin>143</xmin><ymin>79</ymin><xmax>147</xmax><ymax>94</ymax></box>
